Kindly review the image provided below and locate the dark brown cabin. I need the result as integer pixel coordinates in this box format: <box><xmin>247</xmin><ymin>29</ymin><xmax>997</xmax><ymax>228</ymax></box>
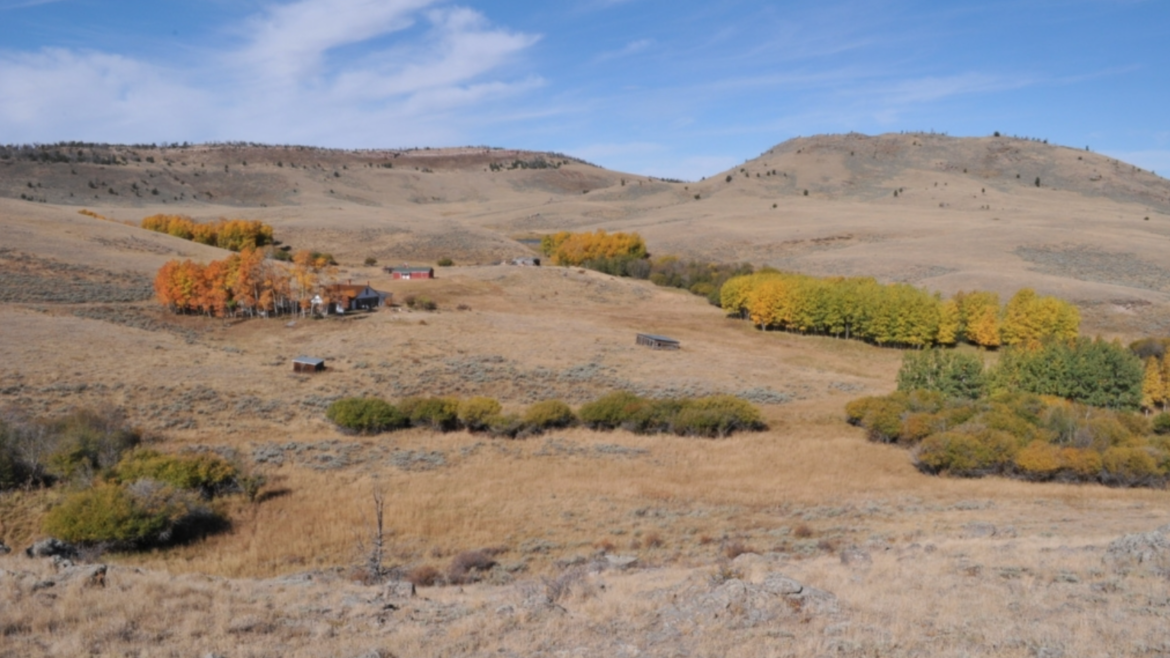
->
<box><xmin>293</xmin><ymin>356</ymin><xmax>326</xmax><ymax>373</ymax></box>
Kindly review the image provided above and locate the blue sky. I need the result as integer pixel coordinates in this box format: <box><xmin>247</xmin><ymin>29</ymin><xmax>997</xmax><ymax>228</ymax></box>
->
<box><xmin>0</xmin><ymin>0</ymin><xmax>1166</xmax><ymax>180</ymax></box>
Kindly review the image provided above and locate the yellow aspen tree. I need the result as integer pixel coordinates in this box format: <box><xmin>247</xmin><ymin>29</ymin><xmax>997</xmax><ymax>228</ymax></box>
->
<box><xmin>747</xmin><ymin>278</ymin><xmax>786</xmax><ymax>329</ymax></box>
<box><xmin>1001</xmin><ymin>288</ymin><xmax>1042</xmax><ymax>347</ymax></box>
<box><xmin>958</xmin><ymin>291</ymin><xmax>1000</xmax><ymax>347</ymax></box>
<box><xmin>969</xmin><ymin>304</ymin><xmax>1001</xmax><ymax>348</ymax></box>
<box><xmin>1142</xmin><ymin>356</ymin><xmax>1164</xmax><ymax>414</ymax></box>
<box><xmin>937</xmin><ymin>298</ymin><xmax>960</xmax><ymax>345</ymax></box>
<box><xmin>1162</xmin><ymin>351</ymin><xmax>1170</xmax><ymax>411</ymax></box>
<box><xmin>1051</xmin><ymin>300</ymin><xmax>1081</xmax><ymax>341</ymax></box>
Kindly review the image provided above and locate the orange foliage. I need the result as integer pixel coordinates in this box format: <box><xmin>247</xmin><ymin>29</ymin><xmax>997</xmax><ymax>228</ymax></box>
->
<box><xmin>153</xmin><ymin>248</ymin><xmax>296</xmax><ymax>318</ymax></box>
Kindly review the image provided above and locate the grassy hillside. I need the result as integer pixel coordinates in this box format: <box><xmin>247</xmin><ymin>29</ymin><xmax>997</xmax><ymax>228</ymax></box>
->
<box><xmin>3</xmin><ymin>133</ymin><xmax>1170</xmax><ymax>657</ymax></box>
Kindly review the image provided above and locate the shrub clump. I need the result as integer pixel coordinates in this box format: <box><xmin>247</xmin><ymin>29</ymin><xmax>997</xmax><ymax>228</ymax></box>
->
<box><xmin>43</xmin><ymin>482</ymin><xmax>180</xmax><ymax>548</ymax></box>
<box><xmin>579</xmin><ymin>392</ymin><xmax>764</xmax><ymax>438</ymax></box>
<box><xmin>522</xmin><ymin>399</ymin><xmax>576</xmax><ymax>431</ymax></box>
<box><xmin>0</xmin><ymin>408</ymin><xmax>142</xmax><ymax>489</ymax></box>
<box><xmin>326</xmin><ymin>398</ymin><xmax>408</xmax><ymax>434</ymax></box>
<box><xmin>1153</xmin><ymin>413</ymin><xmax>1170</xmax><ymax>436</ymax></box>
<box><xmin>404</xmin><ymin>294</ymin><xmax>438</xmax><ymax>311</ymax></box>
<box><xmin>42</xmin><ymin>446</ymin><xmax>239</xmax><ymax>551</ymax></box>
<box><xmin>457</xmin><ymin>397</ymin><xmax>502</xmax><ymax>431</ymax></box>
<box><xmin>849</xmin><ymin>390</ymin><xmax>1168</xmax><ymax>487</ymax></box>
<box><xmin>323</xmin><ymin>394</ymin><xmax>764</xmax><ymax>439</ymax></box>
<box><xmin>110</xmin><ymin>449</ymin><xmax>239</xmax><ymax>498</ymax></box>
<box><xmin>399</xmin><ymin>397</ymin><xmax>460</xmax><ymax>432</ymax></box>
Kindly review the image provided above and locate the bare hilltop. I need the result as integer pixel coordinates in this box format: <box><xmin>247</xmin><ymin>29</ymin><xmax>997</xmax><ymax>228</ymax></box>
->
<box><xmin>3</xmin><ymin>133</ymin><xmax>1170</xmax><ymax>657</ymax></box>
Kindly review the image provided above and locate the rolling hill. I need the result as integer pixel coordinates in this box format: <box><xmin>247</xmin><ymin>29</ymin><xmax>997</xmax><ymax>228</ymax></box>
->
<box><xmin>3</xmin><ymin>133</ymin><xmax>1170</xmax><ymax>657</ymax></box>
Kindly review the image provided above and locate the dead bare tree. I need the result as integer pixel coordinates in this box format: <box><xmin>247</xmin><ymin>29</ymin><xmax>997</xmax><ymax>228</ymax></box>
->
<box><xmin>366</xmin><ymin>486</ymin><xmax>386</xmax><ymax>582</ymax></box>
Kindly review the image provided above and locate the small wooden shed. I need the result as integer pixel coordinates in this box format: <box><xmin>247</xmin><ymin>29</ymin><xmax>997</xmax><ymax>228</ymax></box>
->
<box><xmin>636</xmin><ymin>333</ymin><xmax>680</xmax><ymax>350</ymax></box>
<box><xmin>292</xmin><ymin>356</ymin><xmax>326</xmax><ymax>373</ymax></box>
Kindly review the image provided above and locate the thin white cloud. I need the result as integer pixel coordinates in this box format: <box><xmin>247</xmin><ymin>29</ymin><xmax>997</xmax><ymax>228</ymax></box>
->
<box><xmin>593</xmin><ymin>38</ymin><xmax>653</xmax><ymax>63</ymax></box>
<box><xmin>0</xmin><ymin>48</ymin><xmax>211</xmax><ymax>141</ymax></box>
<box><xmin>239</xmin><ymin>0</ymin><xmax>435</xmax><ymax>81</ymax></box>
<box><xmin>869</xmin><ymin>72</ymin><xmax>1033</xmax><ymax>106</ymax></box>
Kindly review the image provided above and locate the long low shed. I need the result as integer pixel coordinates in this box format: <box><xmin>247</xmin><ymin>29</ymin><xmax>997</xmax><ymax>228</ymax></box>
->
<box><xmin>636</xmin><ymin>333</ymin><xmax>680</xmax><ymax>350</ymax></box>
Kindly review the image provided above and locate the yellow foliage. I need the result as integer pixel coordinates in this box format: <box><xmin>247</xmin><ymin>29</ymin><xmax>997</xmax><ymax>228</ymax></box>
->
<box><xmin>1058</xmin><ymin>447</ymin><xmax>1102</xmax><ymax>478</ymax></box>
<box><xmin>937</xmin><ymin>299</ymin><xmax>959</xmax><ymax>345</ymax></box>
<box><xmin>1001</xmin><ymin>288</ymin><xmax>1081</xmax><ymax>347</ymax></box>
<box><xmin>1014</xmin><ymin>441</ymin><xmax>1062</xmax><ymax>476</ymax></box>
<box><xmin>1143</xmin><ymin>356</ymin><xmax>1165</xmax><ymax>412</ymax></box>
<box><xmin>541</xmin><ymin>230</ymin><xmax>647</xmax><ymax>265</ymax></box>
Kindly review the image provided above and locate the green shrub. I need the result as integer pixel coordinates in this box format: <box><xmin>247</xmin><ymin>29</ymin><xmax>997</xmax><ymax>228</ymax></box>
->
<box><xmin>844</xmin><ymin>396</ymin><xmax>879</xmax><ymax>425</ymax></box>
<box><xmin>672</xmin><ymin>395</ymin><xmax>765</xmax><ymax>437</ymax></box>
<box><xmin>578</xmin><ymin>391</ymin><xmax>644</xmax><ymax>429</ymax></box>
<box><xmin>899</xmin><ymin>412</ymin><xmax>943</xmax><ymax>445</ymax></box>
<box><xmin>400</xmin><ymin>397</ymin><xmax>459</xmax><ymax>431</ymax></box>
<box><xmin>625</xmin><ymin>399</ymin><xmax>683</xmax><ymax>434</ymax></box>
<box><xmin>1100</xmin><ymin>447</ymin><xmax>1163</xmax><ymax>487</ymax></box>
<box><xmin>522</xmin><ymin>400</ymin><xmax>576</xmax><ymax>432</ymax></box>
<box><xmin>326</xmin><ymin>398</ymin><xmax>408</xmax><ymax>434</ymax></box>
<box><xmin>1153</xmin><ymin>413</ymin><xmax>1170</xmax><ymax>436</ymax></box>
<box><xmin>364</xmin><ymin>256</ymin><xmax>377</xmax><ymax>266</ymax></box>
<box><xmin>44</xmin><ymin>482</ymin><xmax>174</xmax><ymax>547</ymax></box>
<box><xmin>437</xmin><ymin>257</ymin><xmax>454</xmax><ymax>267</ymax></box>
<box><xmin>485</xmin><ymin>413</ymin><xmax>525</xmax><ymax>438</ymax></box>
<box><xmin>111</xmin><ymin>449</ymin><xmax>238</xmax><ymax>498</ymax></box>
<box><xmin>860</xmin><ymin>396</ymin><xmax>909</xmax><ymax>443</ymax></box>
<box><xmin>42</xmin><ymin>479</ymin><xmax>227</xmax><ymax>549</ymax></box>
<box><xmin>578</xmin><ymin>392</ymin><xmax>764</xmax><ymax>438</ymax></box>
<box><xmin>915</xmin><ymin>428</ymin><xmax>1018</xmax><ymax>476</ymax></box>
<box><xmin>458</xmin><ymin>397</ymin><xmax>502</xmax><ymax>431</ymax></box>
<box><xmin>405</xmin><ymin>295</ymin><xmax>437</xmax><ymax>311</ymax></box>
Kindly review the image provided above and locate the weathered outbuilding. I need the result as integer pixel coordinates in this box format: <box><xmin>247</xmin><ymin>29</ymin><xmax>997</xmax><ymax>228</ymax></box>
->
<box><xmin>386</xmin><ymin>266</ymin><xmax>435</xmax><ymax>280</ymax></box>
<box><xmin>636</xmin><ymin>333</ymin><xmax>680</xmax><ymax>350</ymax></box>
<box><xmin>511</xmin><ymin>256</ymin><xmax>541</xmax><ymax>266</ymax></box>
<box><xmin>292</xmin><ymin>356</ymin><xmax>326</xmax><ymax>373</ymax></box>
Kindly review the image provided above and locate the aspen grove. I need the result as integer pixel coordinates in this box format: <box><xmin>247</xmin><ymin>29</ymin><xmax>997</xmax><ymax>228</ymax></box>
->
<box><xmin>153</xmin><ymin>249</ymin><xmax>336</xmax><ymax>318</ymax></box>
<box><xmin>720</xmin><ymin>271</ymin><xmax>1080</xmax><ymax>348</ymax></box>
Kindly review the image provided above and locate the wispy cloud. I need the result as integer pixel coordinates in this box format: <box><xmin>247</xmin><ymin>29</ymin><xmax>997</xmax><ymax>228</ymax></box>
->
<box><xmin>0</xmin><ymin>0</ymin><xmax>542</xmax><ymax>146</ymax></box>
<box><xmin>0</xmin><ymin>0</ymin><xmax>67</xmax><ymax>10</ymax></box>
<box><xmin>238</xmin><ymin>0</ymin><xmax>434</xmax><ymax>81</ymax></box>
<box><xmin>867</xmin><ymin>72</ymin><xmax>1034</xmax><ymax>106</ymax></box>
<box><xmin>593</xmin><ymin>38</ymin><xmax>653</xmax><ymax>63</ymax></box>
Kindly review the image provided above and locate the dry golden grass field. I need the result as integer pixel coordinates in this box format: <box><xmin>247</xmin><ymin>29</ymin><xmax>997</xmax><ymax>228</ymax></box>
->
<box><xmin>2</xmin><ymin>133</ymin><xmax>1170</xmax><ymax>657</ymax></box>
